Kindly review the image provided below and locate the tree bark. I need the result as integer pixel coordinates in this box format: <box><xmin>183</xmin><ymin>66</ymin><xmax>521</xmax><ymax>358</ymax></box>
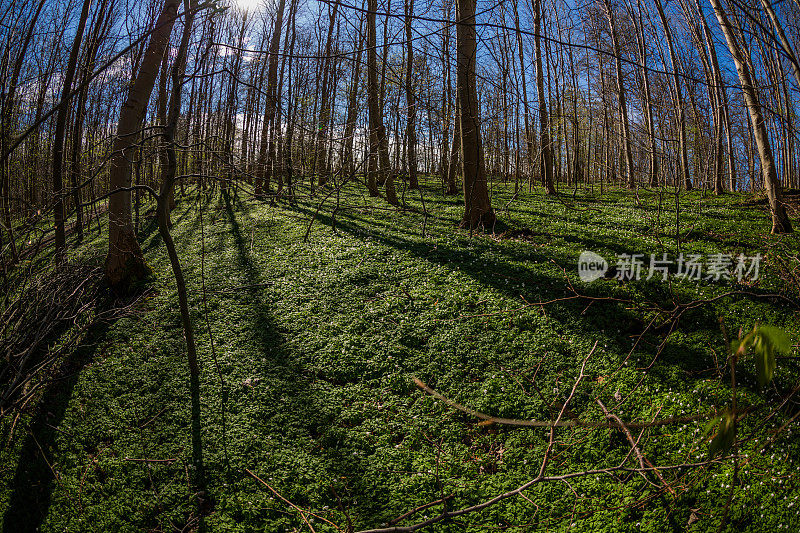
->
<box><xmin>405</xmin><ymin>0</ymin><xmax>418</xmax><ymax>189</ymax></box>
<box><xmin>106</xmin><ymin>0</ymin><xmax>181</xmax><ymax>290</ymax></box>
<box><xmin>709</xmin><ymin>0</ymin><xmax>792</xmax><ymax>233</ymax></box>
<box><xmin>456</xmin><ymin>0</ymin><xmax>494</xmax><ymax>228</ymax></box>
<box><xmin>534</xmin><ymin>0</ymin><xmax>556</xmax><ymax>194</ymax></box>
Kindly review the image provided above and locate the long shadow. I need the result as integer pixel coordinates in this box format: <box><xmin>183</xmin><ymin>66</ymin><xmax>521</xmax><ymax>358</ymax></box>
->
<box><xmin>221</xmin><ymin>188</ymin><xmax>791</xmax><ymax>525</ymax></box>
<box><xmin>214</xmin><ymin>193</ymin><xmax>408</xmax><ymax>526</ymax></box>
<box><xmin>284</xmin><ymin>201</ymin><xmax>791</xmax><ymax>387</ymax></box>
<box><xmin>2</xmin><ymin>310</ymin><xmax>116</xmax><ymax>532</ymax></box>
<box><xmin>214</xmin><ymin>193</ymin><xmax>338</xmax><ymax>487</ymax></box>
<box><xmin>315</xmin><ymin>199</ymin><xmax>660</xmax><ymax>260</ymax></box>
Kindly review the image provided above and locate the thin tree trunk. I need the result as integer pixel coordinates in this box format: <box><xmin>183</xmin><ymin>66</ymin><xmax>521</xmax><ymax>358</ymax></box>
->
<box><xmin>105</xmin><ymin>0</ymin><xmax>180</xmax><ymax>290</ymax></box>
<box><xmin>367</xmin><ymin>0</ymin><xmax>392</xmax><ymax>201</ymax></box>
<box><xmin>603</xmin><ymin>0</ymin><xmax>635</xmax><ymax>189</ymax></box>
<box><xmin>155</xmin><ymin>0</ymin><xmax>206</xmax><ymax>505</ymax></box>
<box><xmin>760</xmin><ymin>0</ymin><xmax>800</xmax><ymax>88</ymax></box>
<box><xmin>446</xmin><ymin>105</ymin><xmax>460</xmax><ymax>194</ymax></box>
<box><xmin>628</xmin><ymin>0</ymin><xmax>658</xmax><ymax>186</ymax></box>
<box><xmin>654</xmin><ymin>0</ymin><xmax>691</xmax><ymax>190</ymax></box>
<box><xmin>534</xmin><ymin>0</ymin><xmax>555</xmax><ymax>194</ymax></box>
<box><xmin>405</xmin><ymin>0</ymin><xmax>418</xmax><ymax>189</ymax></box>
<box><xmin>342</xmin><ymin>14</ymin><xmax>364</xmax><ymax>178</ymax></box>
<box><xmin>315</xmin><ymin>1</ymin><xmax>340</xmax><ymax>186</ymax></box>
<box><xmin>255</xmin><ymin>0</ymin><xmax>286</xmax><ymax>198</ymax></box>
<box><xmin>53</xmin><ymin>0</ymin><xmax>93</xmax><ymax>264</ymax></box>
<box><xmin>512</xmin><ymin>0</ymin><xmax>534</xmax><ymax>185</ymax></box>
<box><xmin>1</xmin><ymin>0</ymin><xmax>46</xmax><ymax>263</ymax></box>
<box><xmin>690</xmin><ymin>0</ymin><xmax>727</xmax><ymax>193</ymax></box>
<box><xmin>456</xmin><ymin>0</ymin><xmax>494</xmax><ymax>228</ymax></box>
<box><xmin>709</xmin><ymin>0</ymin><xmax>791</xmax><ymax>232</ymax></box>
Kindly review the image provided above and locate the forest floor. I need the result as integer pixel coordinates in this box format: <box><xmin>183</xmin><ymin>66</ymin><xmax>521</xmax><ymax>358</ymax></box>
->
<box><xmin>2</xmin><ymin>178</ymin><xmax>800</xmax><ymax>532</ymax></box>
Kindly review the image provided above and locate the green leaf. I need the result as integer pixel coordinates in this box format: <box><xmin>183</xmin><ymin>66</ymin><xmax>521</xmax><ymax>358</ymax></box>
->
<box><xmin>702</xmin><ymin>415</ymin><xmax>723</xmax><ymax>439</ymax></box>
<box><xmin>752</xmin><ymin>326</ymin><xmax>791</xmax><ymax>386</ymax></box>
<box><xmin>708</xmin><ymin>411</ymin><xmax>736</xmax><ymax>459</ymax></box>
<box><xmin>756</xmin><ymin>325</ymin><xmax>792</xmax><ymax>354</ymax></box>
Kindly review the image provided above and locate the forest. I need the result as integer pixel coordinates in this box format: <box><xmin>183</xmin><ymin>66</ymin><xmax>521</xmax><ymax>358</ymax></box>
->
<box><xmin>2</xmin><ymin>0</ymin><xmax>800</xmax><ymax>530</ymax></box>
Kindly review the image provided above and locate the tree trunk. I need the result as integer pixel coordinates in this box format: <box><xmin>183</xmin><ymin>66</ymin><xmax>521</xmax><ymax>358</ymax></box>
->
<box><xmin>760</xmin><ymin>0</ymin><xmax>800</xmax><ymax>88</ymax></box>
<box><xmin>512</xmin><ymin>0</ymin><xmax>534</xmax><ymax>186</ymax></box>
<box><xmin>161</xmin><ymin>0</ymin><xmax>196</xmax><ymax>226</ymax></box>
<box><xmin>709</xmin><ymin>0</ymin><xmax>791</xmax><ymax>233</ymax></box>
<box><xmin>603</xmin><ymin>0</ymin><xmax>635</xmax><ymax>189</ymax></box>
<box><xmin>446</xmin><ymin>106</ymin><xmax>460</xmax><ymax>194</ymax></box>
<box><xmin>689</xmin><ymin>0</ymin><xmax>726</xmax><ymax>193</ymax></box>
<box><xmin>367</xmin><ymin>0</ymin><xmax>392</xmax><ymax>201</ymax></box>
<box><xmin>654</xmin><ymin>0</ymin><xmax>691</xmax><ymax>191</ymax></box>
<box><xmin>628</xmin><ymin>0</ymin><xmax>658</xmax><ymax>186</ymax></box>
<box><xmin>315</xmin><ymin>1</ymin><xmax>340</xmax><ymax>187</ymax></box>
<box><xmin>1</xmin><ymin>0</ymin><xmax>46</xmax><ymax>263</ymax></box>
<box><xmin>405</xmin><ymin>0</ymin><xmax>418</xmax><ymax>189</ymax></box>
<box><xmin>70</xmin><ymin>0</ymin><xmax>112</xmax><ymax>240</ymax></box>
<box><xmin>106</xmin><ymin>0</ymin><xmax>180</xmax><ymax>290</ymax></box>
<box><xmin>342</xmin><ymin>15</ymin><xmax>364</xmax><ymax>178</ymax></box>
<box><xmin>155</xmin><ymin>0</ymin><xmax>206</xmax><ymax>502</ymax></box>
<box><xmin>534</xmin><ymin>0</ymin><xmax>555</xmax><ymax>194</ymax></box>
<box><xmin>255</xmin><ymin>0</ymin><xmax>286</xmax><ymax>198</ymax></box>
<box><xmin>456</xmin><ymin>0</ymin><xmax>494</xmax><ymax>228</ymax></box>
<box><xmin>53</xmin><ymin>0</ymin><xmax>93</xmax><ymax>264</ymax></box>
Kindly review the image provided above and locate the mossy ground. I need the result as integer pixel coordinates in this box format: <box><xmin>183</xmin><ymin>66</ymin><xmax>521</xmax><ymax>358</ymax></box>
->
<box><xmin>2</xmin><ymin>178</ymin><xmax>799</xmax><ymax>532</ymax></box>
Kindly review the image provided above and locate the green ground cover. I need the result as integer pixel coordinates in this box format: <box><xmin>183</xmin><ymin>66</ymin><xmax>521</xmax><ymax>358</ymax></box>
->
<box><xmin>2</xmin><ymin>179</ymin><xmax>799</xmax><ymax>532</ymax></box>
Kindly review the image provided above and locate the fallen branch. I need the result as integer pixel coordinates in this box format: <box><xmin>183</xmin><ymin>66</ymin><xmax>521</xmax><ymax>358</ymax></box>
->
<box><xmin>412</xmin><ymin>376</ymin><xmax>715</xmax><ymax>430</ymax></box>
<box><xmin>245</xmin><ymin>468</ymin><xmax>342</xmax><ymax>532</ymax></box>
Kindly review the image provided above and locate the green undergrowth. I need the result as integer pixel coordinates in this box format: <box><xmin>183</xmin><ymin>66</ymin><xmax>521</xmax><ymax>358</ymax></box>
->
<box><xmin>2</xmin><ymin>179</ymin><xmax>799</xmax><ymax>532</ymax></box>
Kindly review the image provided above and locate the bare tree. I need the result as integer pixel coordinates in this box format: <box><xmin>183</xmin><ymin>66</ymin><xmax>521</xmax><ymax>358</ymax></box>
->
<box><xmin>106</xmin><ymin>0</ymin><xmax>181</xmax><ymax>289</ymax></box>
<box><xmin>603</xmin><ymin>0</ymin><xmax>635</xmax><ymax>189</ymax></box>
<box><xmin>314</xmin><ymin>1</ymin><xmax>340</xmax><ymax>187</ymax></box>
<box><xmin>53</xmin><ymin>0</ymin><xmax>93</xmax><ymax>264</ymax></box>
<box><xmin>456</xmin><ymin>0</ymin><xmax>494</xmax><ymax>228</ymax></box>
<box><xmin>708</xmin><ymin>0</ymin><xmax>791</xmax><ymax>232</ymax></box>
<box><xmin>366</xmin><ymin>0</ymin><xmax>393</xmax><ymax>201</ymax></box>
<box><xmin>654</xmin><ymin>0</ymin><xmax>691</xmax><ymax>190</ymax></box>
<box><xmin>255</xmin><ymin>0</ymin><xmax>286</xmax><ymax>197</ymax></box>
<box><xmin>534</xmin><ymin>0</ymin><xmax>556</xmax><ymax>194</ymax></box>
<box><xmin>404</xmin><ymin>0</ymin><xmax>419</xmax><ymax>190</ymax></box>
<box><xmin>1</xmin><ymin>0</ymin><xmax>47</xmax><ymax>264</ymax></box>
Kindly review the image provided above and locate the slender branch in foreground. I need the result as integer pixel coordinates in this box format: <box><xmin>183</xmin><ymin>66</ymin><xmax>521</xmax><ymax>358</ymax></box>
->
<box><xmin>412</xmin><ymin>377</ymin><xmax>715</xmax><ymax>429</ymax></box>
<box><xmin>354</xmin><ymin>460</ymin><xmax>717</xmax><ymax>533</ymax></box>
<box><xmin>245</xmin><ymin>468</ymin><xmax>342</xmax><ymax>532</ymax></box>
<box><xmin>388</xmin><ymin>494</ymin><xmax>454</xmax><ymax>527</ymax></box>
<box><xmin>597</xmin><ymin>399</ymin><xmax>676</xmax><ymax>495</ymax></box>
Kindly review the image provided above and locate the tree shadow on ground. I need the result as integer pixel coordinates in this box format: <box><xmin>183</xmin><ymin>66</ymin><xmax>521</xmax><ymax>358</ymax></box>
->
<box><xmin>1</xmin><ymin>302</ymin><xmax>123</xmax><ymax>532</ymax></box>
<box><xmin>209</xmin><ymin>192</ymin><xmax>379</xmax><ymax>524</ymax></box>
<box><xmin>284</xmin><ymin>201</ymin><xmax>789</xmax><ymax>389</ymax></box>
